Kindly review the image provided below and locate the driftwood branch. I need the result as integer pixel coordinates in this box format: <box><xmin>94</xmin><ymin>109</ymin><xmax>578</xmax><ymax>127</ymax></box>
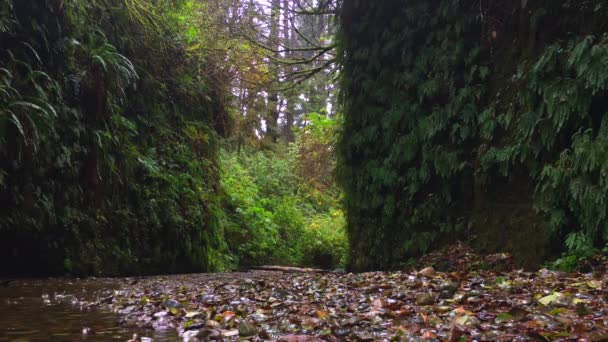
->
<box><xmin>251</xmin><ymin>265</ymin><xmax>330</xmax><ymax>273</ymax></box>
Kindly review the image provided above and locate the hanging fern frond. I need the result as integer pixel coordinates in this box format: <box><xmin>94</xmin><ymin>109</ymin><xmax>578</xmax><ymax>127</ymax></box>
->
<box><xmin>0</xmin><ymin>0</ymin><xmax>14</xmax><ymax>33</ymax></box>
<box><xmin>88</xmin><ymin>42</ymin><xmax>138</xmax><ymax>89</ymax></box>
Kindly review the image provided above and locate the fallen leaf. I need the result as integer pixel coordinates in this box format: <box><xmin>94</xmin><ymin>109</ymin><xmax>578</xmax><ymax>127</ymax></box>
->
<box><xmin>495</xmin><ymin>312</ymin><xmax>515</xmax><ymax>323</ymax></box>
<box><xmin>221</xmin><ymin>329</ymin><xmax>239</xmax><ymax>337</ymax></box>
<box><xmin>539</xmin><ymin>292</ymin><xmax>563</xmax><ymax>306</ymax></box>
<box><xmin>418</xmin><ymin>267</ymin><xmax>436</xmax><ymax>278</ymax></box>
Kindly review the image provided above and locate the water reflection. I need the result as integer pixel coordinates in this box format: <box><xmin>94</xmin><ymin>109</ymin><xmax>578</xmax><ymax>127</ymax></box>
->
<box><xmin>0</xmin><ymin>278</ymin><xmax>179</xmax><ymax>342</ymax></box>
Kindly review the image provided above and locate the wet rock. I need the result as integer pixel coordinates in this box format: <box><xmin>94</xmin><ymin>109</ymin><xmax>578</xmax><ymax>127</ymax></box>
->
<box><xmin>439</xmin><ymin>282</ymin><xmax>460</xmax><ymax>298</ymax></box>
<box><xmin>415</xmin><ymin>293</ymin><xmax>435</xmax><ymax>306</ymax></box>
<box><xmin>127</xmin><ymin>334</ymin><xmax>139</xmax><ymax>342</ymax></box>
<box><xmin>154</xmin><ymin>311</ymin><xmax>168</xmax><ymax>318</ymax></box>
<box><xmin>184</xmin><ymin>323</ymin><xmax>205</xmax><ymax>331</ymax></box>
<box><xmin>440</xmin><ymin>288</ymin><xmax>456</xmax><ymax>299</ymax></box>
<box><xmin>453</xmin><ymin>293</ymin><xmax>467</xmax><ymax>303</ymax></box>
<box><xmin>333</xmin><ymin>327</ymin><xmax>351</xmax><ymax>337</ymax></box>
<box><xmin>164</xmin><ymin>299</ymin><xmax>183</xmax><ymax>309</ymax></box>
<box><xmin>466</xmin><ymin>296</ymin><xmax>482</xmax><ymax>304</ymax></box>
<box><xmin>358</xmin><ymin>303</ymin><xmax>370</xmax><ymax>311</ymax></box>
<box><xmin>198</xmin><ymin>294</ymin><xmax>216</xmax><ymax>304</ymax></box>
<box><xmin>221</xmin><ymin>329</ymin><xmax>239</xmax><ymax>337</ymax></box>
<box><xmin>183</xmin><ymin>330</ymin><xmax>204</xmax><ymax>342</ymax></box>
<box><xmin>99</xmin><ymin>295</ymin><xmax>114</xmax><ymax>304</ymax></box>
<box><xmin>122</xmin><ymin>305</ymin><xmax>139</xmax><ymax>314</ymax></box>
<box><xmin>341</xmin><ymin>316</ymin><xmax>360</xmax><ymax>327</ymax></box>
<box><xmin>238</xmin><ymin>320</ymin><xmax>258</xmax><ymax>336</ymax></box>
<box><xmin>54</xmin><ymin>294</ymin><xmax>77</xmax><ymax>303</ymax></box>
<box><xmin>250</xmin><ymin>313</ymin><xmax>267</xmax><ymax>322</ymax></box>
<box><xmin>435</xmin><ymin>305</ymin><xmax>452</xmax><ymax>313</ymax></box>
<box><xmin>394</xmin><ymin>291</ymin><xmax>407</xmax><ymax>300</ymax></box>
<box><xmin>206</xmin><ymin>320</ymin><xmax>220</xmax><ymax>328</ymax></box>
<box><xmin>127</xmin><ymin>334</ymin><xmax>152</xmax><ymax>342</ymax></box>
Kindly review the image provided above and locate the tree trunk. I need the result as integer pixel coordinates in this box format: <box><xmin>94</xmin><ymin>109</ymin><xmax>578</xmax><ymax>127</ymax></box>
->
<box><xmin>266</xmin><ymin>0</ymin><xmax>281</xmax><ymax>143</ymax></box>
<box><xmin>281</xmin><ymin>0</ymin><xmax>295</xmax><ymax>143</ymax></box>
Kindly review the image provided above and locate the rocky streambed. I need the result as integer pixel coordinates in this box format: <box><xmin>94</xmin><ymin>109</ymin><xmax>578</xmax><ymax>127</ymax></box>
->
<box><xmin>101</xmin><ymin>268</ymin><xmax>608</xmax><ymax>341</ymax></box>
<box><xmin>3</xmin><ymin>255</ymin><xmax>608</xmax><ymax>342</ymax></box>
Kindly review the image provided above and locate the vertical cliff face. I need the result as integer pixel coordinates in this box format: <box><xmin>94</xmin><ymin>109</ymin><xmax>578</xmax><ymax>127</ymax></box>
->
<box><xmin>0</xmin><ymin>0</ymin><xmax>229</xmax><ymax>275</ymax></box>
<box><xmin>338</xmin><ymin>0</ymin><xmax>608</xmax><ymax>270</ymax></box>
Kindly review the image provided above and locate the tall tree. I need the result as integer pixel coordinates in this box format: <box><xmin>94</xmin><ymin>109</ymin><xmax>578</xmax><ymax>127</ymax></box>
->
<box><xmin>281</xmin><ymin>0</ymin><xmax>296</xmax><ymax>142</ymax></box>
<box><xmin>266</xmin><ymin>0</ymin><xmax>281</xmax><ymax>143</ymax></box>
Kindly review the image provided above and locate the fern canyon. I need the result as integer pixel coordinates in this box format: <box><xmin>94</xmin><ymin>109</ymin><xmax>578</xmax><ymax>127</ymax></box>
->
<box><xmin>338</xmin><ymin>0</ymin><xmax>608</xmax><ymax>271</ymax></box>
<box><xmin>2</xmin><ymin>1</ymin><xmax>608</xmax><ymax>341</ymax></box>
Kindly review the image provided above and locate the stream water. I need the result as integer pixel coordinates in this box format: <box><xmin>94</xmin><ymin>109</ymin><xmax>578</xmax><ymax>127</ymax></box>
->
<box><xmin>0</xmin><ymin>278</ymin><xmax>179</xmax><ymax>342</ymax></box>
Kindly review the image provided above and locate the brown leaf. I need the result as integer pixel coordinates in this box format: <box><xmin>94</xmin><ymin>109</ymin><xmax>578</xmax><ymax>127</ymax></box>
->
<box><xmin>418</xmin><ymin>267</ymin><xmax>436</xmax><ymax>278</ymax></box>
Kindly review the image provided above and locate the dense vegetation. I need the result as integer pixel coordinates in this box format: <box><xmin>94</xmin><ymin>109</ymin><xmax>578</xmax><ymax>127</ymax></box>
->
<box><xmin>5</xmin><ymin>0</ymin><xmax>608</xmax><ymax>276</ymax></box>
<box><xmin>221</xmin><ymin>114</ymin><xmax>346</xmax><ymax>268</ymax></box>
<box><xmin>338</xmin><ymin>0</ymin><xmax>608</xmax><ymax>271</ymax></box>
<box><xmin>0</xmin><ymin>0</ymin><xmax>235</xmax><ymax>275</ymax></box>
<box><xmin>7</xmin><ymin>2</ymin><xmax>608</xmax><ymax>341</ymax></box>
<box><xmin>0</xmin><ymin>0</ymin><xmax>344</xmax><ymax>275</ymax></box>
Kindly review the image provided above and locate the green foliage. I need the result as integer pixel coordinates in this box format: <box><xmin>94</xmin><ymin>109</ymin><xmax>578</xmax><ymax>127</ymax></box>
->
<box><xmin>338</xmin><ymin>0</ymin><xmax>608</xmax><ymax>270</ymax></box>
<box><xmin>551</xmin><ymin>233</ymin><xmax>604</xmax><ymax>272</ymax></box>
<box><xmin>221</xmin><ymin>150</ymin><xmax>282</xmax><ymax>265</ymax></box>
<box><xmin>0</xmin><ymin>0</ymin><xmax>230</xmax><ymax>275</ymax></box>
<box><xmin>294</xmin><ymin>113</ymin><xmax>341</xmax><ymax>190</ymax></box>
<box><xmin>482</xmin><ymin>33</ymin><xmax>608</xmax><ymax>261</ymax></box>
<box><xmin>338</xmin><ymin>0</ymin><xmax>484</xmax><ymax>270</ymax></box>
<box><xmin>299</xmin><ymin>209</ymin><xmax>348</xmax><ymax>268</ymax></box>
<box><xmin>221</xmin><ymin>143</ymin><xmax>347</xmax><ymax>269</ymax></box>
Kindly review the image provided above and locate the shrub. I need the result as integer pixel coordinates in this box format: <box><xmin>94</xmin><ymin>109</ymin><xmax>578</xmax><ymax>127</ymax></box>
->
<box><xmin>221</xmin><ymin>146</ymin><xmax>347</xmax><ymax>269</ymax></box>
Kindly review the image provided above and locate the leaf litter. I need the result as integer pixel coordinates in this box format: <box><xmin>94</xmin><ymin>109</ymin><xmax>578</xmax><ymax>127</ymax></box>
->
<box><xmin>85</xmin><ymin>246</ymin><xmax>608</xmax><ymax>341</ymax></box>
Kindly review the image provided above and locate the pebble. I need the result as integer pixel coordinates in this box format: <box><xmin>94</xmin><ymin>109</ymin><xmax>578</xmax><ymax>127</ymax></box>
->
<box><xmin>164</xmin><ymin>299</ymin><xmax>183</xmax><ymax>309</ymax></box>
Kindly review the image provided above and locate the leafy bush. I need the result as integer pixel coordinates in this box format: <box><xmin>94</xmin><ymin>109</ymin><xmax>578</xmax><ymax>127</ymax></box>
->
<box><xmin>550</xmin><ymin>233</ymin><xmax>606</xmax><ymax>272</ymax></box>
<box><xmin>300</xmin><ymin>210</ymin><xmax>348</xmax><ymax>268</ymax></box>
<box><xmin>221</xmin><ymin>140</ymin><xmax>347</xmax><ymax>269</ymax></box>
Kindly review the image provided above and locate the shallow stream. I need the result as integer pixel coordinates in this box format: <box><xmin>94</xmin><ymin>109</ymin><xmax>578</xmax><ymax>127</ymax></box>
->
<box><xmin>0</xmin><ymin>278</ymin><xmax>179</xmax><ymax>342</ymax></box>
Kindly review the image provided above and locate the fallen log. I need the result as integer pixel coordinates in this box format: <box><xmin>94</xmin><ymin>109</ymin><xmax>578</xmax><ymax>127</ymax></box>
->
<box><xmin>251</xmin><ymin>265</ymin><xmax>329</xmax><ymax>273</ymax></box>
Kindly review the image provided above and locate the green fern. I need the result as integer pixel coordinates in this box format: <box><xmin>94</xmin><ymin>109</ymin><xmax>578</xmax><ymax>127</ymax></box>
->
<box><xmin>87</xmin><ymin>38</ymin><xmax>138</xmax><ymax>89</ymax></box>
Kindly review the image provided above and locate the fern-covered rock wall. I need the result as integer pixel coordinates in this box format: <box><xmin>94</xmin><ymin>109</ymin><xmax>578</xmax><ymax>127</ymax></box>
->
<box><xmin>0</xmin><ymin>0</ymin><xmax>229</xmax><ymax>275</ymax></box>
<box><xmin>338</xmin><ymin>0</ymin><xmax>608</xmax><ymax>270</ymax></box>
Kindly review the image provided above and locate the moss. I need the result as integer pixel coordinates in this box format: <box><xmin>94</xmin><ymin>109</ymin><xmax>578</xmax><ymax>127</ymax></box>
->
<box><xmin>338</xmin><ymin>0</ymin><xmax>608</xmax><ymax>270</ymax></box>
<box><xmin>0</xmin><ymin>0</ymin><xmax>230</xmax><ymax>276</ymax></box>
